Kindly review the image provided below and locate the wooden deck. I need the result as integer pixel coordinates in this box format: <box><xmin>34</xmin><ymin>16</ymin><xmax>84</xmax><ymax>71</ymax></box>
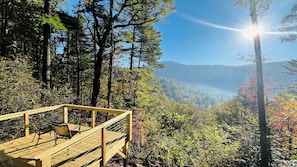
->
<box><xmin>0</xmin><ymin>124</ymin><xmax>126</xmax><ymax>167</ymax></box>
<box><xmin>0</xmin><ymin>104</ymin><xmax>132</xmax><ymax>167</ymax></box>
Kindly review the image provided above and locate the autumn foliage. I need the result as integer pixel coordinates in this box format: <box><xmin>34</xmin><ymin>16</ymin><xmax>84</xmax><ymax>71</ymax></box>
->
<box><xmin>269</xmin><ymin>95</ymin><xmax>297</xmax><ymax>158</ymax></box>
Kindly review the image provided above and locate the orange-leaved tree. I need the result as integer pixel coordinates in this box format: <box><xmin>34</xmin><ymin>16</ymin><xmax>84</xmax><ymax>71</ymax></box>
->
<box><xmin>269</xmin><ymin>94</ymin><xmax>297</xmax><ymax>157</ymax></box>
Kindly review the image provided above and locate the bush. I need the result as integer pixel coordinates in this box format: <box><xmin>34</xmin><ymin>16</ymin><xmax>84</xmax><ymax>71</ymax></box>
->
<box><xmin>0</xmin><ymin>58</ymin><xmax>42</xmax><ymax>114</ymax></box>
<box><xmin>0</xmin><ymin>58</ymin><xmax>74</xmax><ymax>115</ymax></box>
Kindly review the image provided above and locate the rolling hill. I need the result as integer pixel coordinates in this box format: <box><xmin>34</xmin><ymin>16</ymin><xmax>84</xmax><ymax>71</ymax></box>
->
<box><xmin>155</xmin><ymin>61</ymin><xmax>296</xmax><ymax>94</ymax></box>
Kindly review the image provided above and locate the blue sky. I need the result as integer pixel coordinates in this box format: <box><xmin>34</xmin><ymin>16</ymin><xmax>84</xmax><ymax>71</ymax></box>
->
<box><xmin>155</xmin><ymin>0</ymin><xmax>297</xmax><ymax>66</ymax></box>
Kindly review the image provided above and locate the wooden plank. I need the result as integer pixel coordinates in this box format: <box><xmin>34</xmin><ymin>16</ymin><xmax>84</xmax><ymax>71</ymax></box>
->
<box><xmin>101</xmin><ymin>128</ymin><xmax>107</xmax><ymax>166</ymax></box>
<box><xmin>123</xmin><ymin>142</ymin><xmax>129</xmax><ymax>167</ymax></box>
<box><xmin>50</xmin><ymin>130</ymin><xmax>103</xmax><ymax>166</ymax></box>
<box><xmin>0</xmin><ymin>105</ymin><xmax>63</xmax><ymax>121</ymax></box>
<box><xmin>106</xmin><ymin>138</ymin><xmax>126</xmax><ymax>160</ymax></box>
<box><xmin>62</xmin><ymin>104</ymin><xmax>129</xmax><ymax>115</ymax></box>
<box><xmin>0</xmin><ymin>150</ymin><xmax>34</xmax><ymax>167</ymax></box>
<box><xmin>127</xmin><ymin>112</ymin><xmax>132</xmax><ymax>141</ymax></box>
<box><xmin>34</xmin><ymin>124</ymin><xmax>105</xmax><ymax>160</ymax></box>
<box><xmin>57</xmin><ymin>150</ymin><xmax>102</xmax><ymax>167</ymax></box>
<box><xmin>100</xmin><ymin>111</ymin><xmax>131</xmax><ymax>128</ymax></box>
<box><xmin>91</xmin><ymin>110</ymin><xmax>96</xmax><ymax>128</ymax></box>
<box><xmin>39</xmin><ymin>156</ymin><xmax>51</xmax><ymax>167</ymax></box>
<box><xmin>62</xmin><ymin>107</ymin><xmax>68</xmax><ymax>123</ymax></box>
<box><xmin>1</xmin><ymin>130</ymin><xmax>126</xmax><ymax>167</ymax></box>
<box><xmin>1</xmin><ymin>135</ymin><xmax>54</xmax><ymax>160</ymax></box>
<box><xmin>24</xmin><ymin>112</ymin><xmax>29</xmax><ymax>136</ymax></box>
<box><xmin>86</xmin><ymin>159</ymin><xmax>101</xmax><ymax>167</ymax></box>
<box><xmin>117</xmin><ymin>150</ymin><xmax>126</xmax><ymax>159</ymax></box>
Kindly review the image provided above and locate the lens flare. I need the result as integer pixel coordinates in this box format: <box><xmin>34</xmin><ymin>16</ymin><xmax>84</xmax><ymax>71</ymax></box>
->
<box><xmin>243</xmin><ymin>25</ymin><xmax>263</xmax><ymax>39</ymax></box>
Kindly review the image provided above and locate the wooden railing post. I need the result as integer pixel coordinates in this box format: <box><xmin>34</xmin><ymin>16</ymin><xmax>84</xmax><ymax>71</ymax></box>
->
<box><xmin>123</xmin><ymin>111</ymin><xmax>132</xmax><ymax>167</ymax></box>
<box><xmin>62</xmin><ymin>106</ymin><xmax>68</xmax><ymax>123</ymax></box>
<box><xmin>91</xmin><ymin>110</ymin><xmax>96</xmax><ymax>128</ymax></box>
<box><xmin>123</xmin><ymin>143</ymin><xmax>128</xmax><ymax>167</ymax></box>
<box><xmin>127</xmin><ymin>111</ymin><xmax>132</xmax><ymax>141</ymax></box>
<box><xmin>101</xmin><ymin>127</ymin><xmax>107</xmax><ymax>166</ymax></box>
<box><xmin>24</xmin><ymin>112</ymin><xmax>29</xmax><ymax>136</ymax></box>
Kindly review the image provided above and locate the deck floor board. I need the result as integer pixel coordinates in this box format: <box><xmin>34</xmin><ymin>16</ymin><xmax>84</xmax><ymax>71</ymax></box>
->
<box><xmin>0</xmin><ymin>124</ymin><xmax>126</xmax><ymax>167</ymax></box>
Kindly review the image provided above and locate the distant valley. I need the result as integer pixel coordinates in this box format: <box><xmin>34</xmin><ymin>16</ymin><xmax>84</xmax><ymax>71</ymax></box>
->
<box><xmin>155</xmin><ymin>61</ymin><xmax>296</xmax><ymax>107</ymax></box>
<box><xmin>158</xmin><ymin>77</ymin><xmax>234</xmax><ymax>108</ymax></box>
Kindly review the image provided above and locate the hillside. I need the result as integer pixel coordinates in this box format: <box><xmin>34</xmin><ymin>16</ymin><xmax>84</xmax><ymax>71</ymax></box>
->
<box><xmin>155</xmin><ymin>61</ymin><xmax>296</xmax><ymax>94</ymax></box>
<box><xmin>158</xmin><ymin>77</ymin><xmax>234</xmax><ymax>108</ymax></box>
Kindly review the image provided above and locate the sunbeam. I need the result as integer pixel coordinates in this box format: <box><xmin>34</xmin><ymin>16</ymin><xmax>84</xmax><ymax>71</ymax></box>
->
<box><xmin>178</xmin><ymin>12</ymin><xmax>242</xmax><ymax>32</ymax></box>
<box><xmin>178</xmin><ymin>12</ymin><xmax>297</xmax><ymax>36</ymax></box>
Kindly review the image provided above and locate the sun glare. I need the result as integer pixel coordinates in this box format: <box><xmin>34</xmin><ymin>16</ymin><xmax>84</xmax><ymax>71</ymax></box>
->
<box><xmin>243</xmin><ymin>25</ymin><xmax>263</xmax><ymax>39</ymax></box>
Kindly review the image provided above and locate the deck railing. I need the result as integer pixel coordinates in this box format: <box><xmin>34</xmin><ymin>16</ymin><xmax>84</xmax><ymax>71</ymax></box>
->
<box><xmin>0</xmin><ymin>104</ymin><xmax>132</xmax><ymax>167</ymax></box>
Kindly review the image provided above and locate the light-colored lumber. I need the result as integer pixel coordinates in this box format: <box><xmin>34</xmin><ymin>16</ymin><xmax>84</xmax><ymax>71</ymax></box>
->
<box><xmin>0</xmin><ymin>104</ymin><xmax>132</xmax><ymax>167</ymax></box>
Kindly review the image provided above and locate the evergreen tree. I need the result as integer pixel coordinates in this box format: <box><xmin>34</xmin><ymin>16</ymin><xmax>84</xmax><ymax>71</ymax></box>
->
<box><xmin>280</xmin><ymin>3</ymin><xmax>297</xmax><ymax>42</ymax></box>
<box><xmin>84</xmin><ymin>0</ymin><xmax>174</xmax><ymax>106</ymax></box>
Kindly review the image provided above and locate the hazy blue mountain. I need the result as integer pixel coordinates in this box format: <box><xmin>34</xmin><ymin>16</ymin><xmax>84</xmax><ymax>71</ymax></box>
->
<box><xmin>155</xmin><ymin>61</ymin><xmax>296</xmax><ymax>94</ymax></box>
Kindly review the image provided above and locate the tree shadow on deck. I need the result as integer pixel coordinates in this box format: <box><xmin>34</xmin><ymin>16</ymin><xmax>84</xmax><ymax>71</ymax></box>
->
<box><xmin>0</xmin><ymin>150</ymin><xmax>35</xmax><ymax>167</ymax></box>
<box><xmin>4</xmin><ymin>138</ymin><xmax>55</xmax><ymax>154</ymax></box>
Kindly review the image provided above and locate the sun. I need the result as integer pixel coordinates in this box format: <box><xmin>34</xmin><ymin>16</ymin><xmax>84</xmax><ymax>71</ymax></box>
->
<box><xmin>243</xmin><ymin>25</ymin><xmax>263</xmax><ymax>39</ymax></box>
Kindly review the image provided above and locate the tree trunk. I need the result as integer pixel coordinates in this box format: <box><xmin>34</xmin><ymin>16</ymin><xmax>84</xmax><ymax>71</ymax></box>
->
<box><xmin>138</xmin><ymin>41</ymin><xmax>143</xmax><ymax>68</ymax></box>
<box><xmin>288</xmin><ymin>126</ymin><xmax>293</xmax><ymax>156</ymax></box>
<box><xmin>76</xmin><ymin>31</ymin><xmax>81</xmax><ymax>101</ymax></box>
<box><xmin>91</xmin><ymin>49</ymin><xmax>104</xmax><ymax>107</ymax></box>
<box><xmin>90</xmin><ymin>0</ymin><xmax>114</xmax><ymax>107</ymax></box>
<box><xmin>0</xmin><ymin>0</ymin><xmax>10</xmax><ymax>57</ymax></box>
<box><xmin>250</xmin><ymin>1</ymin><xmax>271</xmax><ymax>166</ymax></box>
<box><xmin>130</xmin><ymin>26</ymin><xmax>136</xmax><ymax>70</ymax></box>
<box><xmin>107</xmin><ymin>0</ymin><xmax>114</xmax><ymax>110</ymax></box>
<box><xmin>107</xmin><ymin>50</ymin><xmax>113</xmax><ymax>107</ymax></box>
<box><xmin>42</xmin><ymin>0</ymin><xmax>51</xmax><ymax>88</ymax></box>
<box><xmin>107</xmin><ymin>34</ymin><xmax>114</xmax><ymax>109</ymax></box>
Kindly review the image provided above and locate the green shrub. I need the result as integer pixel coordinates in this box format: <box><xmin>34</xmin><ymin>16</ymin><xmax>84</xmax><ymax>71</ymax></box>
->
<box><xmin>0</xmin><ymin>58</ymin><xmax>74</xmax><ymax>115</ymax></box>
<box><xmin>0</xmin><ymin>58</ymin><xmax>42</xmax><ymax>114</ymax></box>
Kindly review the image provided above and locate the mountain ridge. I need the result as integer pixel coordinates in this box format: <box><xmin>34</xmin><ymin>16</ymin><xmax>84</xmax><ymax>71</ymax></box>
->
<box><xmin>155</xmin><ymin>61</ymin><xmax>295</xmax><ymax>94</ymax></box>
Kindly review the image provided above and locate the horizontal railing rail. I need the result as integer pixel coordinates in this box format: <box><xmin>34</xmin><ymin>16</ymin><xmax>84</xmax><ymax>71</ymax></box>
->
<box><xmin>0</xmin><ymin>105</ymin><xmax>64</xmax><ymax>121</ymax></box>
